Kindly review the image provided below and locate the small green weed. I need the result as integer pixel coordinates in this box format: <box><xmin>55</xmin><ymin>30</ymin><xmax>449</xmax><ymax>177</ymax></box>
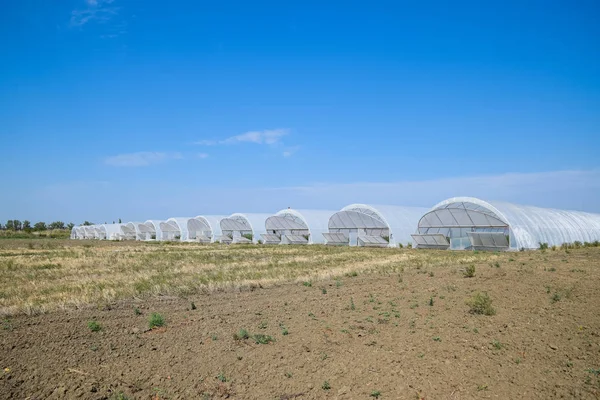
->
<box><xmin>466</xmin><ymin>292</ymin><xmax>496</xmax><ymax>315</ymax></box>
<box><xmin>148</xmin><ymin>313</ymin><xmax>165</xmax><ymax>329</ymax></box>
<box><xmin>463</xmin><ymin>265</ymin><xmax>476</xmax><ymax>278</ymax></box>
<box><xmin>253</xmin><ymin>334</ymin><xmax>274</xmax><ymax>344</ymax></box>
<box><xmin>322</xmin><ymin>381</ymin><xmax>331</xmax><ymax>390</ymax></box>
<box><xmin>371</xmin><ymin>390</ymin><xmax>381</xmax><ymax>398</ymax></box>
<box><xmin>87</xmin><ymin>321</ymin><xmax>101</xmax><ymax>332</ymax></box>
<box><xmin>233</xmin><ymin>328</ymin><xmax>249</xmax><ymax>340</ymax></box>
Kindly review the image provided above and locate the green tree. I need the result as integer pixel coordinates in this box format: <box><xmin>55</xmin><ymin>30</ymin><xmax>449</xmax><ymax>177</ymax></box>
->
<box><xmin>5</xmin><ymin>220</ymin><xmax>15</xmax><ymax>230</ymax></box>
<box><xmin>118</xmin><ymin>218</ymin><xmax>122</xmax><ymax>223</ymax></box>
<box><xmin>82</xmin><ymin>221</ymin><xmax>93</xmax><ymax>226</ymax></box>
<box><xmin>48</xmin><ymin>221</ymin><xmax>65</xmax><ymax>230</ymax></box>
<box><xmin>34</xmin><ymin>221</ymin><xmax>47</xmax><ymax>231</ymax></box>
<box><xmin>23</xmin><ymin>220</ymin><xmax>32</xmax><ymax>232</ymax></box>
<box><xmin>67</xmin><ymin>222</ymin><xmax>75</xmax><ymax>231</ymax></box>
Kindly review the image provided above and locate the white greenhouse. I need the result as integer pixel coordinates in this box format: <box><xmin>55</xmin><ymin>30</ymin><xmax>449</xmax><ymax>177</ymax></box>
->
<box><xmin>189</xmin><ymin>215</ymin><xmax>227</xmax><ymax>243</ymax></box>
<box><xmin>262</xmin><ymin>208</ymin><xmax>335</xmax><ymax>245</ymax></box>
<box><xmin>120</xmin><ymin>222</ymin><xmax>145</xmax><ymax>241</ymax></box>
<box><xmin>220</xmin><ymin>213</ymin><xmax>270</xmax><ymax>244</ymax></box>
<box><xmin>159</xmin><ymin>218</ymin><xmax>193</xmax><ymax>241</ymax></box>
<box><xmin>325</xmin><ymin>204</ymin><xmax>429</xmax><ymax>247</ymax></box>
<box><xmin>414</xmin><ymin>196</ymin><xmax>600</xmax><ymax>251</ymax></box>
<box><xmin>84</xmin><ymin>225</ymin><xmax>97</xmax><ymax>239</ymax></box>
<box><xmin>70</xmin><ymin>226</ymin><xmax>85</xmax><ymax>239</ymax></box>
<box><xmin>140</xmin><ymin>220</ymin><xmax>164</xmax><ymax>241</ymax></box>
<box><xmin>94</xmin><ymin>224</ymin><xmax>124</xmax><ymax>240</ymax></box>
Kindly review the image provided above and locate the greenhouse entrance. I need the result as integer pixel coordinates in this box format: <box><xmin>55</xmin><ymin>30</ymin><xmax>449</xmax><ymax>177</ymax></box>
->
<box><xmin>326</xmin><ymin>207</ymin><xmax>391</xmax><ymax>247</ymax></box>
<box><xmin>263</xmin><ymin>212</ymin><xmax>310</xmax><ymax>245</ymax></box>
<box><xmin>416</xmin><ymin>200</ymin><xmax>510</xmax><ymax>251</ymax></box>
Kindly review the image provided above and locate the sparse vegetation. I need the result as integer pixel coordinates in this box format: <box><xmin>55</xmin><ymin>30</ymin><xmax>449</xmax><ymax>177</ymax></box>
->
<box><xmin>463</xmin><ymin>264</ymin><xmax>476</xmax><ymax>278</ymax></box>
<box><xmin>253</xmin><ymin>334</ymin><xmax>274</xmax><ymax>344</ymax></box>
<box><xmin>148</xmin><ymin>313</ymin><xmax>165</xmax><ymax>329</ymax></box>
<box><xmin>233</xmin><ymin>328</ymin><xmax>249</xmax><ymax>340</ymax></box>
<box><xmin>322</xmin><ymin>381</ymin><xmax>331</xmax><ymax>390</ymax></box>
<box><xmin>467</xmin><ymin>292</ymin><xmax>496</xmax><ymax>315</ymax></box>
<box><xmin>87</xmin><ymin>320</ymin><xmax>101</xmax><ymax>332</ymax></box>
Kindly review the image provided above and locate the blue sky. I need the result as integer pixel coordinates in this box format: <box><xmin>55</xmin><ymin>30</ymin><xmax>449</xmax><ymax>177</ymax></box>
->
<box><xmin>1</xmin><ymin>0</ymin><xmax>599</xmax><ymax>223</ymax></box>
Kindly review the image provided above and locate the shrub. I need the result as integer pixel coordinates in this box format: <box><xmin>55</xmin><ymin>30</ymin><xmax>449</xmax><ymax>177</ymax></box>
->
<box><xmin>322</xmin><ymin>381</ymin><xmax>331</xmax><ymax>390</ymax></box>
<box><xmin>466</xmin><ymin>292</ymin><xmax>496</xmax><ymax>315</ymax></box>
<box><xmin>539</xmin><ymin>242</ymin><xmax>549</xmax><ymax>250</ymax></box>
<box><xmin>463</xmin><ymin>265</ymin><xmax>476</xmax><ymax>278</ymax></box>
<box><xmin>87</xmin><ymin>321</ymin><xmax>101</xmax><ymax>332</ymax></box>
<box><xmin>253</xmin><ymin>334</ymin><xmax>274</xmax><ymax>344</ymax></box>
<box><xmin>148</xmin><ymin>313</ymin><xmax>165</xmax><ymax>329</ymax></box>
<box><xmin>234</xmin><ymin>328</ymin><xmax>249</xmax><ymax>340</ymax></box>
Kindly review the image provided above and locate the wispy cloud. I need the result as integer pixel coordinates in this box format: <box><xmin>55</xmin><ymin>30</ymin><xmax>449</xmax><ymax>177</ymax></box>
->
<box><xmin>104</xmin><ymin>152</ymin><xmax>183</xmax><ymax>167</ymax></box>
<box><xmin>70</xmin><ymin>0</ymin><xmax>119</xmax><ymax>28</ymax></box>
<box><xmin>194</xmin><ymin>129</ymin><xmax>290</xmax><ymax>146</ymax></box>
<box><xmin>196</xmin><ymin>153</ymin><xmax>209</xmax><ymax>159</ymax></box>
<box><xmin>282</xmin><ymin>146</ymin><xmax>301</xmax><ymax>157</ymax></box>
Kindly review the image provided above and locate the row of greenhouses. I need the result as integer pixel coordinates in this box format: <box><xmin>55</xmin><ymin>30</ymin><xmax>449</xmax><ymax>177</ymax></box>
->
<box><xmin>70</xmin><ymin>197</ymin><xmax>600</xmax><ymax>251</ymax></box>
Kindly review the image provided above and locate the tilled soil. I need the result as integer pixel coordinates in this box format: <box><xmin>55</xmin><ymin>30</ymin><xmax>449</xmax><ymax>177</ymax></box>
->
<box><xmin>1</xmin><ymin>248</ymin><xmax>600</xmax><ymax>399</ymax></box>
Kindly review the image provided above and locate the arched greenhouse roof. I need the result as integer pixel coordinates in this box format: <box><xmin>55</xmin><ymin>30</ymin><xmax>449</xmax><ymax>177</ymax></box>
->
<box><xmin>220</xmin><ymin>213</ymin><xmax>271</xmax><ymax>243</ymax></box>
<box><xmin>121</xmin><ymin>222</ymin><xmax>143</xmax><ymax>240</ymax></box>
<box><xmin>161</xmin><ymin>217</ymin><xmax>193</xmax><ymax>241</ymax></box>
<box><xmin>95</xmin><ymin>224</ymin><xmax>124</xmax><ymax>240</ymax></box>
<box><xmin>188</xmin><ymin>215</ymin><xmax>227</xmax><ymax>243</ymax></box>
<box><xmin>265</xmin><ymin>209</ymin><xmax>335</xmax><ymax>244</ymax></box>
<box><xmin>328</xmin><ymin>204</ymin><xmax>430</xmax><ymax>247</ymax></box>
<box><xmin>420</xmin><ymin>197</ymin><xmax>600</xmax><ymax>249</ymax></box>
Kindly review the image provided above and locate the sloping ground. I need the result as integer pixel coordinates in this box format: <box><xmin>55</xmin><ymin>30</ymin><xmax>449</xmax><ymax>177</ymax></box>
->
<box><xmin>0</xmin><ymin>244</ymin><xmax>599</xmax><ymax>399</ymax></box>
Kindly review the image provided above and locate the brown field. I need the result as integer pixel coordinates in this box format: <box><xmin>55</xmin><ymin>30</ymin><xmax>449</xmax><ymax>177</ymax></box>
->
<box><xmin>0</xmin><ymin>240</ymin><xmax>599</xmax><ymax>399</ymax></box>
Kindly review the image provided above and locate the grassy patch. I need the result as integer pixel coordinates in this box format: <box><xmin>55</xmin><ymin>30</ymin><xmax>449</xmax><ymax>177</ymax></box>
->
<box><xmin>148</xmin><ymin>313</ymin><xmax>165</xmax><ymax>329</ymax></box>
<box><xmin>466</xmin><ymin>292</ymin><xmax>496</xmax><ymax>316</ymax></box>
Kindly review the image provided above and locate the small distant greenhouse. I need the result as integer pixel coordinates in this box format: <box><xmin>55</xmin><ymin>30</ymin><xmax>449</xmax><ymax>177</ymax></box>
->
<box><xmin>219</xmin><ymin>213</ymin><xmax>270</xmax><ymax>244</ymax></box>
<box><xmin>189</xmin><ymin>215</ymin><xmax>226</xmax><ymax>243</ymax></box>
<box><xmin>94</xmin><ymin>224</ymin><xmax>124</xmax><ymax>240</ymax></box>
<box><xmin>325</xmin><ymin>204</ymin><xmax>429</xmax><ymax>247</ymax></box>
<box><xmin>262</xmin><ymin>209</ymin><xmax>334</xmax><ymax>245</ymax></box>
<box><xmin>159</xmin><ymin>218</ymin><xmax>193</xmax><ymax>241</ymax></box>
<box><xmin>414</xmin><ymin>197</ymin><xmax>600</xmax><ymax>251</ymax></box>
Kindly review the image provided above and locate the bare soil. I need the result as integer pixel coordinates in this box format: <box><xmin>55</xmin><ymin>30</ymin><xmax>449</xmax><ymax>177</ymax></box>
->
<box><xmin>1</xmin><ymin>247</ymin><xmax>600</xmax><ymax>399</ymax></box>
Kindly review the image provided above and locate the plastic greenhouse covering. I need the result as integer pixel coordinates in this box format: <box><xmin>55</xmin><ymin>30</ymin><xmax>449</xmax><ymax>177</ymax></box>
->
<box><xmin>263</xmin><ymin>209</ymin><xmax>335</xmax><ymax>244</ymax></box>
<box><xmin>327</xmin><ymin>204</ymin><xmax>430</xmax><ymax>247</ymax></box>
<box><xmin>120</xmin><ymin>222</ymin><xmax>144</xmax><ymax>241</ymax></box>
<box><xmin>220</xmin><ymin>213</ymin><xmax>270</xmax><ymax>244</ymax></box>
<box><xmin>140</xmin><ymin>220</ymin><xmax>164</xmax><ymax>241</ymax></box>
<box><xmin>190</xmin><ymin>215</ymin><xmax>226</xmax><ymax>243</ymax></box>
<box><xmin>417</xmin><ymin>197</ymin><xmax>600</xmax><ymax>250</ymax></box>
<box><xmin>95</xmin><ymin>224</ymin><xmax>124</xmax><ymax>240</ymax></box>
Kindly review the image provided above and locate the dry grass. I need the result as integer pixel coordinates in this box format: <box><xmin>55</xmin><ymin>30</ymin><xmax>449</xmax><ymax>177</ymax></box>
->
<box><xmin>0</xmin><ymin>239</ymin><xmax>556</xmax><ymax>316</ymax></box>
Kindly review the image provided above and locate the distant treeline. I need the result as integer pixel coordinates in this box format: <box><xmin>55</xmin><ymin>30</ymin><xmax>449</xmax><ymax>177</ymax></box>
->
<box><xmin>1</xmin><ymin>220</ymin><xmax>77</xmax><ymax>232</ymax></box>
<box><xmin>0</xmin><ymin>220</ymin><xmax>97</xmax><ymax>239</ymax></box>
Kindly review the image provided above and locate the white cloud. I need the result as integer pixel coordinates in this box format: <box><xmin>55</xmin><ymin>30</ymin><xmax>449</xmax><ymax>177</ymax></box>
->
<box><xmin>282</xmin><ymin>146</ymin><xmax>300</xmax><ymax>157</ymax></box>
<box><xmin>104</xmin><ymin>152</ymin><xmax>183</xmax><ymax>167</ymax></box>
<box><xmin>193</xmin><ymin>140</ymin><xmax>217</xmax><ymax>146</ymax></box>
<box><xmin>222</xmin><ymin>129</ymin><xmax>289</xmax><ymax>145</ymax></box>
<box><xmin>195</xmin><ymin>128</ymin><xmax>290</xmax><ymax>146</ymax></box>
<box><xmin>71</xmin><ymin>0</ymin><xmax>118</xmax><ymax>27</ymax></box>
<box><xmin>196</xmin><ymin>153</ymin><xmax>209</xmax><ymax>159</ymax></box>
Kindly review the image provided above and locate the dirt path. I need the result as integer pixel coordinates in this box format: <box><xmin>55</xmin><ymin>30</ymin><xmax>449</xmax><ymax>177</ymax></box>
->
<box><xmin>1</xmin><ymin>248</ymin><xmax>600</xmax><ymax>399</ymax></box>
